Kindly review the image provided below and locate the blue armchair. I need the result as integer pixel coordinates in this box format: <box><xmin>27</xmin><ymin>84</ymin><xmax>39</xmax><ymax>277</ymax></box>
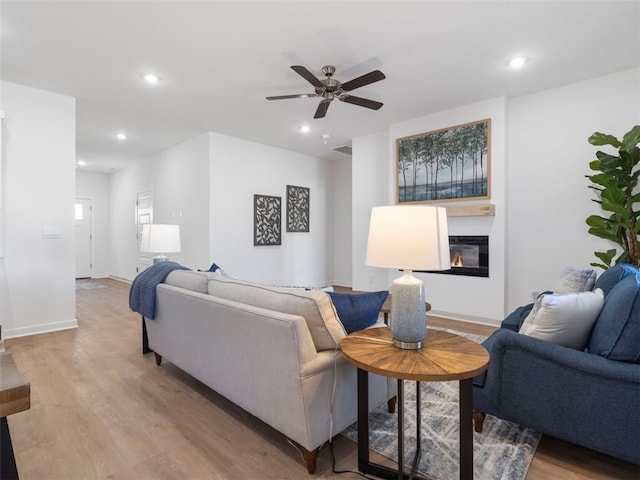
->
<box><xmin>473</xmin><ymin>265</ymin><xmax>640</xmax><ymax>465</ymax></box>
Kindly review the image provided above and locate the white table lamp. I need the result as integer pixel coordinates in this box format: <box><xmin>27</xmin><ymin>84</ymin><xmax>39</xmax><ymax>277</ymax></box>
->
<box><xmin>365</xmin><ymin>206</ymin><xmax>450</xmax><ymax>349</ymax></box>
<box><xmin>140</xmin><ymin>224</ymin><xmax>181</xmax><ymax>264</ymax></box>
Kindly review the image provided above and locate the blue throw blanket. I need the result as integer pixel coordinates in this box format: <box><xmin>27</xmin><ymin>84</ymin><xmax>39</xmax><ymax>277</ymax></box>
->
<box><xmin>129</xmin><ymin>261</ymin><xmax>190</xmax><ymax>319</ymax></box>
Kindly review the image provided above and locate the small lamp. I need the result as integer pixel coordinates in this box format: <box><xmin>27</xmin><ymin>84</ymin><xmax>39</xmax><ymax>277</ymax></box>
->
<box><xmin>140</xmin><ymin>224</ymin><xmax>181</xmax><ymax>264</ymax></box>
<box><xmin>365</xmin><ymin>206</ymin><xmax>450</xmax><ymax>349</ymax></box>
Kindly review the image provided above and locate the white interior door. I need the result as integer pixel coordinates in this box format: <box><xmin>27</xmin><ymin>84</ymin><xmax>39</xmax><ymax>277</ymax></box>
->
<box><xmin>136</xmin><ymin>191</ymin><xmax>153</xmax><ymax>273</ymax></box>
<box><xmin>75</xmin><ymin>197</ymin><xmax>92</xmax><ymax>278</ymax></box>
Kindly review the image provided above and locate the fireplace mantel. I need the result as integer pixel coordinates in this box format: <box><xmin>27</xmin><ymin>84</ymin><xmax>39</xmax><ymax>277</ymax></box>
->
<box><xmin>444</xmin><ymin>203</ymin><xmax>495</xmax><ymax>217</ymax></box>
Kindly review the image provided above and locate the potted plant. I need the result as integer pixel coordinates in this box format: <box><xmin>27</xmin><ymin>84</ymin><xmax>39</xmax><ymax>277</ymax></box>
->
<box><xmin>586</xmin><ymin>125</ymin><xmax>640</xmax><ymax>269</ymax></box>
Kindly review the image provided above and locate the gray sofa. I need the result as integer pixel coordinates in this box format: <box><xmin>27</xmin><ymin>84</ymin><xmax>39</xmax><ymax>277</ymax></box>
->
<box><xmin>473</xmin><ymin>264</ymin><xmax>640</xmax><ymax>465</ymax></box>
<box><xmin>142</xmin><ymin>271</ymin><xmax>394</xmax><ymax>474</ymax></box>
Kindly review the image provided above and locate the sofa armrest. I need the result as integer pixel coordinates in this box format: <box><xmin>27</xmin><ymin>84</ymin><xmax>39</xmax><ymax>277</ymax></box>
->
<box><xmin>487</xmin><ymin>329</ymin><xmax>640</xmax><ymax>381</ymax></box>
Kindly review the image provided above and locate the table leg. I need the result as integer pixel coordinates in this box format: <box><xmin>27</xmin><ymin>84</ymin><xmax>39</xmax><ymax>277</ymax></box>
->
<box><xmin>357</xmin><ymin>368</ymin><xmax>370</xmax><ymax>470</ymax></box>
<box><xmin>459</xmin><ymin>378</ymin><xmax>473</xmax><ymax>480</ymax></box>
<box><xmin>1</xmin><ymin>416</ymin><xmax>19</xmax><ymax>480</ymax></box>
<box><xmin>357</xmin><ymin>371</ymin><xmax>421</xmax><ymax>480</ymax></box>
<box><xmin>409</xmin><ymin>381</ymin><xmax>422</xmax><ymax>478</ymax></box>
<box><xmin>397</xmin><ymin>379</ymin><xmax>404</xmax><ymax>480</ymax></box>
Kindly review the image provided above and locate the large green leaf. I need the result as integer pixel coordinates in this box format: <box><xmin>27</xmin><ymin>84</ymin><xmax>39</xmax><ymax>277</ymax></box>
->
<box><xmin>595</xmin><ymin>249</ymin><xmax>617</xmax><ymax>263</ymax></box>
<box><xmin>591</xmin><ymin>249</ymin><xmax>618</xmax><ymax>269</ymax></box>
<box><xmin>587</xmin><ymin>173</ymin><xmax>615</xmax><ymax>188</ymax></box>
<box><xmin>589</xmin><ymin>132</ymin><xmax>623</xmax><ymax>148</ymax></box>
<box><xmin>600</xmin><ymin>185</ymin><xmax>627</xmax><ymax>204</ymax></box>
<box><xmin>597</xmin><ymin>151</ymin><xmax>624</xmax><ymax>171</ymax></box>
<box><xmin>588</xmin><ymin>226</ymin><xmax>620</xmax><ymax>243</ymax></box>
<box><xmin>621</xmin><ymin>125</ymin><xmax>640</xmax><ymax>150</ymax></box>
<box><xmin>586</xmin><ymin>215</ymin><xmax>609</xmax><ymax>228</ymax></box>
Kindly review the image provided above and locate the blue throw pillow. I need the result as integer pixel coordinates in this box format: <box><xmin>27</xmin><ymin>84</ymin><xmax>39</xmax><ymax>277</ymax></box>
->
<box><xmin>328</xmin><ymin>291</ymin><xmax>389</xmax><ymax>334</ymax></box>
<box><xmin>208</xmin><ymin>262</ymin><xmax>220</xmax><ymax>272</ymax></box>
<box><xmin>593</xmin><ymin>264</ymin><xmax>639</xmax><ymax>297</ymax></box>
<box><xmin>587</xmin><ymin>273</ymin><xmax>640</xmax><ymax>363</ymax></box>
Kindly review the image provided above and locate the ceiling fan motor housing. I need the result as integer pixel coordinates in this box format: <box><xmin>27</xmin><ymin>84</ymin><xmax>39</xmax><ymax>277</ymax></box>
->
<box><xmin>321</xmin><ymin>65</ymin><xmax>336</xmax><ymax>77</ymax></box>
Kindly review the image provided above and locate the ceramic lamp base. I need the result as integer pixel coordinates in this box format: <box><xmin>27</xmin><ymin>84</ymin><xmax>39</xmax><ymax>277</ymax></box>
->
<box><xmin>390</xmin><ymin>269</ymin><xmax>426</xmax><ymax>349</ymax></box>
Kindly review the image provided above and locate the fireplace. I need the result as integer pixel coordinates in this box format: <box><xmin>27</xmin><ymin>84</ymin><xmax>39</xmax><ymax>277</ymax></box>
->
<box><xmin>418</xmin><ymin>235</ymin><xmax>489</xmax><ymax>277</ymax></box>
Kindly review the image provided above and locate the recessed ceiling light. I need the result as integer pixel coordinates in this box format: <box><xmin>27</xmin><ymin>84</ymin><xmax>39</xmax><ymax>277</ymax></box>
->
<box><xmin>77</xmin><ymin>159</ymin><xmax>86</xmax><ymax>166</ymax></box>
<box><xmin>508</xmin><ymin>56</ymin><xmax>529</xmax><ymax>69</ymax></box>
<box><xmin>116</xmin><ymin>132</ymin><xmax>127</xmax><ymax>140</ymax></box>
<box><xmin>143</xmin><ymin>73</ymin><xmax>159</xmax><ymax>85</ymax></box>
<box><xmin>300</xmin><ymin>125</ymin><xmax>310</xmax><ymax>133</ymax></box>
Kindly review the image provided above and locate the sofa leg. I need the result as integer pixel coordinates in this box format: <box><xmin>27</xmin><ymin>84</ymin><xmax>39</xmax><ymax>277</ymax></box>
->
<box><xmin>473</xmin><ymin>410</ymin><xmax>485</xmax><ymax>433</ymax></box>
<box><xmin>302</xmin><ymin>447</ymin><xmax>319</xmax><ymax>474</ymax></box>
<box><xmin>387</xmin><ymin>396</ymin><xmax>397</xmax><ymax>414</ymax></box>
<box><xmin>141</xmin><ymin>315</ymin><xmax>152</xmax><ymax>354</ymax></box>
<box><xmin>154</xmin><ymin>352</ymin><xmax>162</xmax><ymax>366</ymax></box>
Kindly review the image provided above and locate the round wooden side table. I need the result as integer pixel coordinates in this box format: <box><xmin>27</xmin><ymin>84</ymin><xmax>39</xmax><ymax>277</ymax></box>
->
<box><xmin>341</xmin><ymin>326</ymin><xmax>489</xmax><ymax>480</ymax></box>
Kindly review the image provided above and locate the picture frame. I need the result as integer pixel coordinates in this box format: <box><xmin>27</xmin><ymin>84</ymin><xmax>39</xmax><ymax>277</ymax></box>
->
<box><xmin>396</xmin><ymin>118</ymin><xmax>491</xmax><ymax>204</ymax></box>
<box><xmin>286</xmin><ymin>185</ymin><xmax>310</xmax><ymax>233</ymax></box>
<box><xmin>254</xmin><ymin>194</ymin><xmax>281</xmax><ymax>246</ymax></box>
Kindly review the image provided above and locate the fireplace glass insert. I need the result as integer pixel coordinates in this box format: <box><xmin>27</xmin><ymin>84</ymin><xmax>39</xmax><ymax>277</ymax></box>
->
<box><xmin>418</xmin><ymin>235</ymin><xmax>489</xmax><ymax>277</ymax></box>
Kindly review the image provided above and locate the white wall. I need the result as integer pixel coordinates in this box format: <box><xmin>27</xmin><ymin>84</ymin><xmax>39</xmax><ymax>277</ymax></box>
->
<box><xmin>208</xmin><ymin>132</ymin><xmax>331</xmax><ymax>287</ymax></box>
<box><xmin>109</xmin><ymin>132</ymin><xmax>210</xmax><ymax>281</ymax></box>
<box><xmin>353</xmin><ymin>99</ymin><xmax>507</xmax><ymax>325</ymax></box>
<box><xmin>506</xmin><ymin>68</ymin><xmax>640</xmax><ymax>310</ymax></box>
<box><xmin>352</xmin><ymin>130</ymin><xmax>391</xmax><ymax>291</ymax></box>
<box><xmin>75</xmin><ymin>171</ymin><xmax>111</xmax><ymax>278</ymax></box>
<box><xmin>330</xmin><ymin>157</ymin><xmax>353</xmax><ymax>287</ymax></box>
<box><xmin>0</xmin><ymin>81</ymin><xmax>77</xmax><ymax>338</ymax></box>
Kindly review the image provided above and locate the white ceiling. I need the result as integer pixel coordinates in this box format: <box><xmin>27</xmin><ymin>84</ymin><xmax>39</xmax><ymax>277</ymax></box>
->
<box><xmin>2</xmin><ymin>1</ymin><xmax>639</xmax><ymax>173</ymax></box>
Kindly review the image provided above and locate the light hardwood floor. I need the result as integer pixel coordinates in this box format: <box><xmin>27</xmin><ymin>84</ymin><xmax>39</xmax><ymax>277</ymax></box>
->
<box><xmin>4</xmin><ymin>278</ymin><xmax>639</xmax><ymax>479</ymax></box>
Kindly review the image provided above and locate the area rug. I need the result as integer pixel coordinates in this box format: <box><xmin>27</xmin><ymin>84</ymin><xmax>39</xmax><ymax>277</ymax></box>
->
<box><xmin>75</xmin><ymin>280</ymin><xmax>107</xmax><ymax>291</ymax></box>
<box><xmin>341</xmin><ymin>328</ymin><xmax>541</xmax><ymax>480</ymax></box>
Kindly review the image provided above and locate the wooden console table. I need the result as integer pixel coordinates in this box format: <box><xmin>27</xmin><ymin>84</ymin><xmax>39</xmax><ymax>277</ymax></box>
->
<box><xmin>341</xmin><ymin>327</ymin><xmax>489</xmax><ymax>480</ymax></box>
<box><xmin>1</xmin><ymin>352</ymin><xmax>30</xmax><ymax>480</ymax></box>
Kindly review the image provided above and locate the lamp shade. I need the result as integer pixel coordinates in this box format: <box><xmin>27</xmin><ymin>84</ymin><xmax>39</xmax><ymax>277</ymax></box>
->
<box><xmin>365</xmin><ymin>205</ymin><xmax>450</xmax><ymax>271</ymax></box>
<box><xmin>140</xmin><ymin>224</ymin><xmax>181</xmax><ymax>254</ymax></box>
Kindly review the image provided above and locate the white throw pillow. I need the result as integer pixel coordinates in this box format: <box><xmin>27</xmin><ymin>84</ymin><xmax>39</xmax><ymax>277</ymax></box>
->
<box><xmin>519</xmin><ymin>288</ymin><xmax>604</xmax><ymax>350</ymax></box>
<box><xmin>553</xmin><ymin>266</ymin><xmax>597</xmax><ymax>293</ymax></box>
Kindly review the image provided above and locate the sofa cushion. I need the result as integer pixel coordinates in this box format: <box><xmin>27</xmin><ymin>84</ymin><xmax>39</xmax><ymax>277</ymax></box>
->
<box><xmin>593</xmin><ymin>264</ymin><xmax>640</xmax><ymax>297</ymax></box>
<box><xmin>165</xmin><ymin>270</ymin><xmax>221</xmax><ymax>294</ymax></box>
<box><xmin>208</xmin><ymin>276</ymin><xmax>346</xmax><ymax>351</ymax></box>
<box><xmin>552</xmin><ymin>266</ymin><xmax>597</xmax><ymax>293</ymax></box>
<box><xmin>519</xmin><ymin>289</ymin><xmax>604</xmax><ymax>350</ymax></box>
<box><xmin>327</xmin><ymin>291</ymin><xmax>388</xmax><ymax>334</ymax></box>
<box><xmin>588</xmin><ymin>273</ymin><xmax>640</xmax><ymax>363</ymax></box>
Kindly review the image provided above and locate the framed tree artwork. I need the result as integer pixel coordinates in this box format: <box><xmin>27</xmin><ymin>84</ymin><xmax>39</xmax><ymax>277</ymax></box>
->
<box><xmin>396</xmin><ymin>118</ymin><xmax>491</xmax><ymax>204</ymax></box>
<box><xmin>254</xmin><ymin>194</ymin><xmax>281</xmax><ymax>246</ymax></box>
<box><xmin>286</xmin><ymin>185</ymin><xmax>310</xmax><ymax>232</ymax></box>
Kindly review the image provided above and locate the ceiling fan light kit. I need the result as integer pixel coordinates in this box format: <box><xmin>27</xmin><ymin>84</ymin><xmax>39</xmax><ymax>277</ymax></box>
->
<box><xmin>267</xmin><ymin>65</ymin><xmax>385</xmax><ymax>119</ymax></box>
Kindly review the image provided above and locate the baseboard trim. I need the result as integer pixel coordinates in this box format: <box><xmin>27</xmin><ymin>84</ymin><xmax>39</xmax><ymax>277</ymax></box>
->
<box><xmin>109</xmin><ymin>275</ymin><xmax>132</xmax><ymax>284</ymax></box>
<box><xmin>428</xmin><ymin>309</ymin><xmax>501</xmax><ymax>328</ymax></box>
<box><xmin>3</xmin><ymin>319</ymin><xmax>78</xmax><ymax>340</ymax></box>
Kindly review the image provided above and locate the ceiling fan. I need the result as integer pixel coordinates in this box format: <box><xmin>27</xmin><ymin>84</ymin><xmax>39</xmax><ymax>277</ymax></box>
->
<box><xmin>266</xmin><ymin>65</ymin><xmax>385</xmax><ymax>119</ymax></box>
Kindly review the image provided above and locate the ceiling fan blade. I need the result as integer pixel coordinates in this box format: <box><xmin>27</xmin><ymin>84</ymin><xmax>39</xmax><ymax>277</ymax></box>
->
<box><xmin>341</xmin><ymin>70</ymin><xmax>386</xmax><ymax>91</ymax></box>
<box><xmin>266</xmin><ymin>93</ymin><xmax>317</xmax><ymax>100</ymax></box>
<box><xmin>340</xmin><ymin>95</ymin><xmax>383</xmax><ymax>110</ymax></box>
<box><xmin>314</xmin><ymin>100</ymin><xmax>331</xmax><ymax>119</ymax></box>
<box><xmin>291</xmin><ymin>66</ymin><xmax>324</xmax><ymax>88</ymax></box>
